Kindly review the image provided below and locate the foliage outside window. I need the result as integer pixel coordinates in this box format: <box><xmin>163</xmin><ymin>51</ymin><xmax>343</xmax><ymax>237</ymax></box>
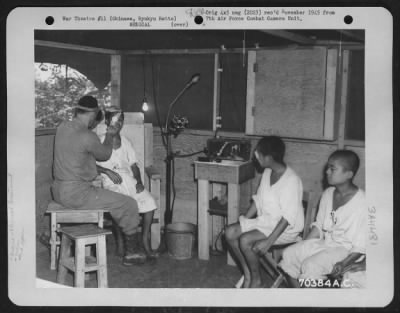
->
<box><xmin>35</xmin><ymin>63</ymin><xmax>111</xmax><ymax>129</ymax></box>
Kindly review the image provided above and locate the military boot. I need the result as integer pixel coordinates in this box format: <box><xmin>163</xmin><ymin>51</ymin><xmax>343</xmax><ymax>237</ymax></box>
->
<box><xmin>122</xmin><ymin>232</ymin><xmax>147</xmax><ymax>266</ymax></box>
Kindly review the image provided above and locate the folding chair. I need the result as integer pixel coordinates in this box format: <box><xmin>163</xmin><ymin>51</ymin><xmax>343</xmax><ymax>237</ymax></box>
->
<box><xmin>333</xmin><ymin>254</ymin><xmax>366</xmax><ymax>288</ymax></box>
<box><xmin>259</xmin><ymin>191</ymin><xmax>317</xmax><ymax>288</ymax></box>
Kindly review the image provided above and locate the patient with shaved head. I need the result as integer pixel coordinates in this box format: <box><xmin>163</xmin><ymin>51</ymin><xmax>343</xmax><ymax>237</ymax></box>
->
<box><xmin>279</xmin><ymin>149</ymin><xmax>366</xmax><ymax>288</ymax></box>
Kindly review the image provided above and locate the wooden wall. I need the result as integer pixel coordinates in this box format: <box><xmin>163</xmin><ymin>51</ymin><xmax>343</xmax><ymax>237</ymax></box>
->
<box><xmin>35</xmin><ymin>132</ymin><xmax>55</xmax><ymax>237</ymax></box>
<box><xmin>151</xmin><ymin>129</ymin><xmax>365</xmax><ymax>224</ymax></box>
<box><xmin>34</xmin><ymin>131</ymin><xmax>365</xmax><ymax>236</ymax></box>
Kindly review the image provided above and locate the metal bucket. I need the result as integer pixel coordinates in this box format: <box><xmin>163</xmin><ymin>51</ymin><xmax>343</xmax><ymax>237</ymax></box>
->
<box><xmin>166</xmin><ymin>222</ymin><xmax>196</xmax><ymax>260</ymax></box>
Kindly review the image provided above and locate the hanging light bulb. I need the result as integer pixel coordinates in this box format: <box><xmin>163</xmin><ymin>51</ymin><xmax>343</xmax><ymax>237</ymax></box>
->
<box><xmin>141</xmin><ymin>55</ymin><xmax>149</xmax><ymax>112</ymax></box>
<box><xmin>142</xmin><ymin>97</ymin><xmax>149</xmax><ymax>112</ymax></box>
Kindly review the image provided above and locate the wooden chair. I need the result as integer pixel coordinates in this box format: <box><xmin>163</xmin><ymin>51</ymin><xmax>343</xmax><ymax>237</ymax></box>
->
<box><xmin>95</xmin><ymin>112</ymin><xmax>163</xmax><ymax>255</ymax></box>
<box><xmin>330</xmin><ymin>254</ymin><xmax>366</xmax><ymax>288</ymax></box>
<box><xmin>259</xmin><ymin>191</ymin><xmax>317</xmax><ymax>288</ymax></box>
<box><xmin>111</xmin><ymin>166</ymin><xmax>161</xmax><ymax>256</ymax></box>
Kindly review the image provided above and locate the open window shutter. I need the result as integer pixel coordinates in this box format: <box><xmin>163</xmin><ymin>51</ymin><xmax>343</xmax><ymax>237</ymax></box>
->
<box><xmin>246</xmin><ymin>48</ymin><xmax>337</xmax><ymax>140</ymax></box>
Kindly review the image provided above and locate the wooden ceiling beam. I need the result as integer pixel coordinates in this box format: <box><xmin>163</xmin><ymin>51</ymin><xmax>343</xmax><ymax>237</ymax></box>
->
<box><xmin>35</xmin><ymin>40</ymin><xmax>119</xmax><ymax>55</ymax></box>
<box><xmin>336</xmin><ymin>30</ymin><xmax>365</xmax><ymax>42</ymax></box>
<box><xmin>259</xmin><ymin>30</ymin><xmax>317</xmax><ymax>45</ymax></box>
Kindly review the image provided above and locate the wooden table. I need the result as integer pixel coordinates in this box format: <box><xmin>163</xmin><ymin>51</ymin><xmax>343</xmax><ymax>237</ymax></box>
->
<box><xmin>194</xmin><ymin>160</ymin><xmax>255</xmax><ymax>265</ymax></box>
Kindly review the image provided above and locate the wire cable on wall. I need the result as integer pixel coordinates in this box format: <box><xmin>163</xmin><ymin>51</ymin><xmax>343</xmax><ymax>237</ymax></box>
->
<box><xmin>150</xmin><ymin>54</ymin><xmax>167</xmax><ymax>148</ymax></box>
<box><xmin>171</xmin><ymin>157</ymin><xmax>176</xmax><ymax>218</ymax></box>
<box><xmin>174</xmin><ymin>149</ymin><xmax>205</xmax><ymax>158</ymax></box>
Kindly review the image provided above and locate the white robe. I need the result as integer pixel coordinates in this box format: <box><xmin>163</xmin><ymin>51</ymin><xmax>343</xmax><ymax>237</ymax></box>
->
<box><xmin>312</xmin><ymin>187</ymin><xmax>366</xmax><ymax>254</ymax></box>
<box><xmin>240</xmin><ymin>166</ymin><xmax>304</xmax><ymax>244</ymax></box>
<box><xmin>280</xmin><ymin>187</ymin><xmax>367</xmax><ymax>280</ymax></box>
<box><xmin>97</xmin><ymin>135</ymin><xmax>157</xmax><ymax>213</ymax></box>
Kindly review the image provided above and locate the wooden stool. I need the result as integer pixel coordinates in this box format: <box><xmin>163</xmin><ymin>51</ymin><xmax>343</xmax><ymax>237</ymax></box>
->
<box><xmin>46</xmin><ymin>201</ymin><xmax>107</xmax><ymax>270</ymax></box>
<box><xmin>46</xmin><ymin>198</ymin><xmax>163</xmax><ymax>269</ymax></box>
<box><xmin>56</xmin><ymin>224</ymin><xmax>112</xmax><ymax>288</ymax></box>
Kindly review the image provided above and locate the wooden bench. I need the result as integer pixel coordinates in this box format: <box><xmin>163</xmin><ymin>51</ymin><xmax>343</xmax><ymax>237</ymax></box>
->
<box><xmin>46</xmin><ymin>201</ymin><xmax>107</xmax><ymax>270</ymax></box>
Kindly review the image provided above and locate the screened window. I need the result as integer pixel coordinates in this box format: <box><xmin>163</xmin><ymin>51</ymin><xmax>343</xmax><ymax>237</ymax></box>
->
<box><xmin>35</xmin><ymin>63</ymin><xmax>110</xmax><ymax>129</ymax></box>
<box><xmin>345</xmin><ymin>50</ymin><xmax>365</xmax><ymax>141</ymax></box>
<box><xmin>219</xmin><ymin>53</ymin><xmax>247</xmax><ymax>132</ymax></box>
<box><xmin>121</xmin><ymin>54</ymin><xmax>214</xmax><ymax>130</ymax></box>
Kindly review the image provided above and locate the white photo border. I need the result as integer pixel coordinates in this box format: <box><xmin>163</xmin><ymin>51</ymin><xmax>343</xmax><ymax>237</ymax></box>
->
<box><xmin>7</xmin><ymin>6</ymin><xmax>394</xmax><ymax>307</ymax></box>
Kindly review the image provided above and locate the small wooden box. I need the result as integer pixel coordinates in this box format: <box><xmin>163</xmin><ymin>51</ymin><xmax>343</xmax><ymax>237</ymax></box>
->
<box><xmin>194</xmin><ymin>160</ymin><xmax>255</xmax><ymax>184</ymax></box>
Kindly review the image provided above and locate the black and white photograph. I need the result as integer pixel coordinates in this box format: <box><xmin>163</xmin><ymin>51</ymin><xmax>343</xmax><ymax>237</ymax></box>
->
<box><xmin>7</xmin><ymin>7</ymin><xmax>394</xmax><ymax>307</ymax></box>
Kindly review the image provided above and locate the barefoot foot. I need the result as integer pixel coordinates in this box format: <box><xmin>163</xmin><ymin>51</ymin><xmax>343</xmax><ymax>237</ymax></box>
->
<box><xmin>243</xmin><ymin>276</ymin><xmax>251</xmax><ymax>288</ymax></box>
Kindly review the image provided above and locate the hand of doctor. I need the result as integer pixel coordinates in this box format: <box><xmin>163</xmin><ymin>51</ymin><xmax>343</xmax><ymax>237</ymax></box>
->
<box><xmin>106</xmin><ymin>169</ymin><xmax>123</xmax><ymax>184</ymax></box>
<box><xmin>106</xmin><ymin>123</ymin><xmax>122</xmax><ymax>136</ymax></box>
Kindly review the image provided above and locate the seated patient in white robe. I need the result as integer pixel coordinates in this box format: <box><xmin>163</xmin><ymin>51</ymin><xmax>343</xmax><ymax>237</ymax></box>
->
<box><xmin>279</xmin><ymin>149</ymin><xmax>366</xmax><ymax>288</ymax></box>
<box><xmin>225</xmin><ymin>136</ymin><xmax>304</xmax><ymax>288</ymax></box>
<box><xmin>97</xmin><ymin>108</ymin><xmax>159</xmax><ymax>261</ymax></box>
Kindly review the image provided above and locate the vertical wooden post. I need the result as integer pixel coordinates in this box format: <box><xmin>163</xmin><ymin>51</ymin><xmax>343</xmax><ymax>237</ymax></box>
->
<box><xmin>212</xmin><ymin>53</ymin><xmax>221</xmax><ymax>131</ymax></box>
<box><xmin>98</xmin><ymin>211</ymin><xmax>104</xmax><ymax>228</ymax></box>
<box><xmin>210</xmin><ymin>183</ymin><xmax>225</xmax><ymax>249</ymax></box>
<box><xmin>239</xmin><ymin>180</ymin><xmax>252</xmax><ymax>215</ymax></box>
<box><xmin>227</xmin><ymin>183</ymin><xmax>240</xmax><ymax>266</ymax></box>
<box><xmin>74</xmin><ymin>238</ymin><xmax>86</xmax><ymax>288</ymax></box>
<box><xmin>151</xmin><ymin>175</ymin><xmax>162</xmax><ymax>225</ymax></box>
<box><xmin>97</xmin><ymin>235</ymin><xmax>108</xmax><ymax>288</ymax></box>
<box><xmin>198</xmin><ymin>179</ymin><xmax>210</xmax><ymax>260</ymax></box>
<box><xmin>324</xmin><ymin>49</ymin><xmax>338</xmax><ymax>140</ymax></box>
<box><xmin>144</xmin><ymin>123</ymin><xmax>154</xmax><ymax>193</ymax></box>
<box><xmin>56</xmin><ymin>234</ymin><xmax>71</xmax><ymax>285</ymax></box>
<box><xmin>337</xmin><ymin>50</ymin><xmax>350</xmax><ymax>149</ymax></box>
<box><xmin>111</xmin><ymin>55</ymin><xmax>122</xmax><ymax>108</ymax></box>
<box><xmin>150</xmin><ymin>175</ymin><xmax>162</xmax><ymax>250</ymax></box>
<box><xmin>245</xmin><ymin>51</ymin><xmax>256</xmax><ymax>135</ymax></box>
<box><xmin>50</xmin><ymin>213</ymin><xmax>57</xmax><ymax>270</ymax></box>
<box><xmin>144</xmin><ymin>124</ymin><xmax>154</xmax><ymax>168</ymax></box>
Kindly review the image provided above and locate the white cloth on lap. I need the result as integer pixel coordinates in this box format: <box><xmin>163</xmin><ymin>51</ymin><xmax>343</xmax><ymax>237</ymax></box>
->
<box><xmin>279</xmin><ymin>187</ymin><xmax>367</xmax><ymax>280</ymax></box>
<box><xmin>280</xmin><ymin>238</ymin><xmax>349</xmax><ymax>280</ymax></box>
<box><xmin>97</xmin><ymin>135</ymin><xmax>157</xmax><ymax>213</ymax></box>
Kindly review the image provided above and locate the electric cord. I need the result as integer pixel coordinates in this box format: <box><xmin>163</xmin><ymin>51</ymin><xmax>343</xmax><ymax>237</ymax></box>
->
<box><xmin>214</xmin><ymin>128</ymin><xmax>219</xmax><ymax>138</ymax></box>
<box><xmin>168</xmin><ymin>147</ymin><xmax>207</xmax><ymax>217</ymax></box>
<box><xmin>174</xmin><ymin>149</ymin><xmax>206</xmax><ymax>158</ymax></box>
<box><xmin>210</xmin><ymin>224</ymin><xmax>226</xmax><ymax>255</ymax></box>
<box><xmin>150</xmin><ymin>54</ymin><xmax>167</xmax><ymax>149</ymax></box>
<box><xmin>171</xmin><ymin>157</ymin><xmax>176</xmax><ymax>219</ymax></box>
